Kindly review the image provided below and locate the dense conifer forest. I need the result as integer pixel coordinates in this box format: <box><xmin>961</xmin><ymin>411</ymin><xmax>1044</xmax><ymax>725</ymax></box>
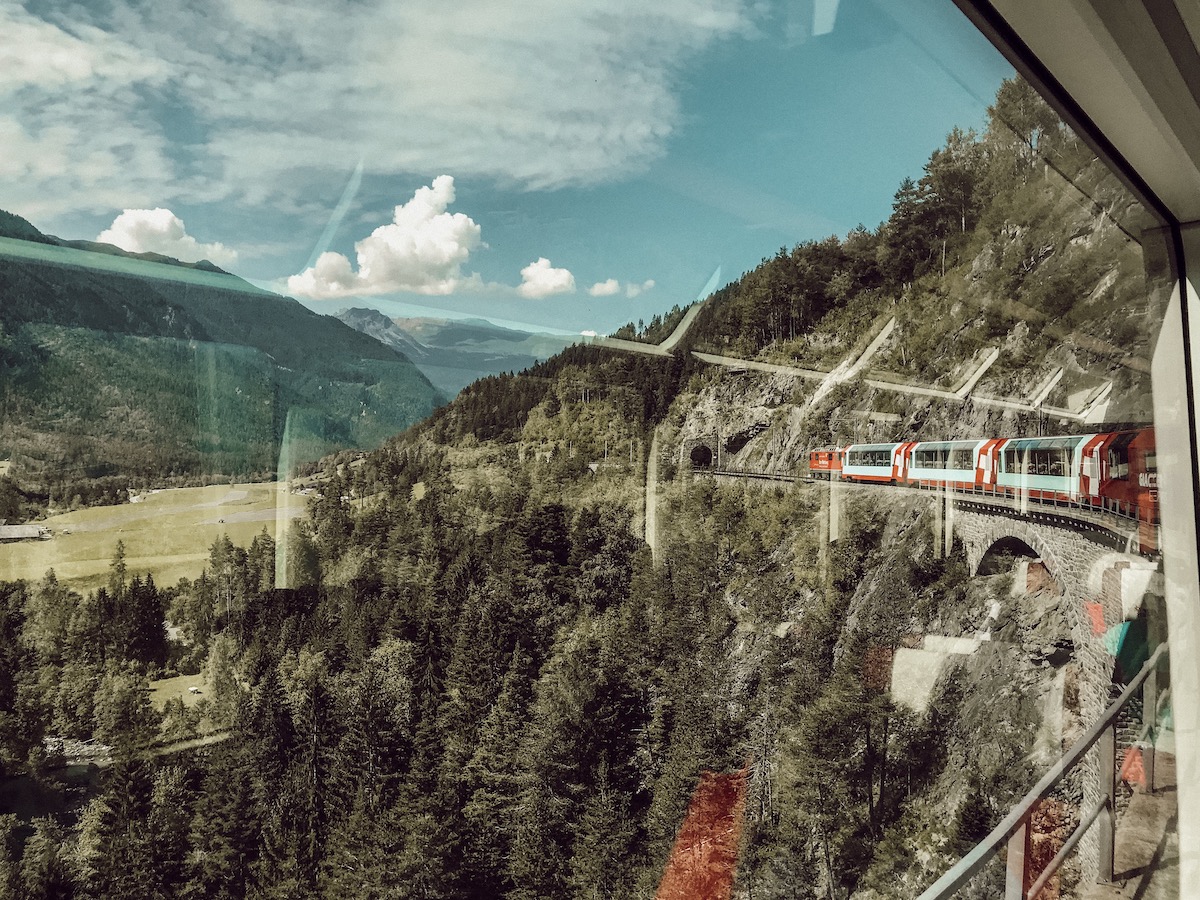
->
<box><xmin>0</xmin><ymin>77</ymin><xmax>1156</xmax><ymax>897</ymax></box>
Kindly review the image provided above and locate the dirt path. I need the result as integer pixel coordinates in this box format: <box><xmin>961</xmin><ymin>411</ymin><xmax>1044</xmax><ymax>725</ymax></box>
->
<box><xmin>590</xmin><ymin>294</ymin><xmax>710</xmax><ymax>359</ymax></box>
<box><xmin>82</xmin><ymin>731</ymin><xmax>233</xmax><ymax>768</ymax></box>
<box><xmin>655</xmin><ymin>769</ymin><xmax>748</xmax><ymax>900</ymax></box>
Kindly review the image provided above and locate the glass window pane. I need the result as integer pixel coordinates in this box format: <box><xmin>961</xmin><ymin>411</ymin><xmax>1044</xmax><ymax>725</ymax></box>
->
<box><xmin>0</xmin><ymin>2</ymin><xmax>1185</xmax><ymax>898</ymax></box>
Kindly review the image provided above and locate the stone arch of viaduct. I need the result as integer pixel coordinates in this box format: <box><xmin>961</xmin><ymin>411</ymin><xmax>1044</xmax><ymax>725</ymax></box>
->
<box><xmin>951</xmin><ymin>505</ymin><xmax>1159</xmax><ymax>878</ymax></box>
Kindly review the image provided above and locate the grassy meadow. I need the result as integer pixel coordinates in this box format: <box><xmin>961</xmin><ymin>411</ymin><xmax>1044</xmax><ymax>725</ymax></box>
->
<box><xmin>0</xmin><ymin>481</ymin><xmax>307</xmax><ymax>591</ymax></box>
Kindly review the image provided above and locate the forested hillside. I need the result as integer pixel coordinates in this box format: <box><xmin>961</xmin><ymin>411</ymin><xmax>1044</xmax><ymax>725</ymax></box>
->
<box><xmin>0</xmin><ymin>222</ymin><xmax>441</xmax><ymax>511</ymax></box>
<box><xmin>0</xmin><ymin>75</ymin><xmax>1159</xmax><ymax>898</ymax></box>
<box><xmin>679</xmin><ymin>77</ymin><xmax>1156</xmax><ymax>448</ymax></box>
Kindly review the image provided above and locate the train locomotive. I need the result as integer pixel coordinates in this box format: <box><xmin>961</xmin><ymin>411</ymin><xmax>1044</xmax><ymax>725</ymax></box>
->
<box><xmin>809</xmin><ymin>428</ymin><xmax>1158</xmax><ymax>554</ymax></box>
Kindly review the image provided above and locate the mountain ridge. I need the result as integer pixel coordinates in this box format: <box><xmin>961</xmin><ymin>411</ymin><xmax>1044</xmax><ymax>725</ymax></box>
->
<box><xmin>0</xmin><ymin>209</ymin><xmax>232</xmax><ymax>275</ymax></box>
<box><xmin>336</xmin><ymin>306</ymin><xmax>576</xmax><ymax>398</ymax></box>
<box><xmin>0</xmin><ymin>211</ymin><xmax>442</xmax><ymax>499</ymax></box>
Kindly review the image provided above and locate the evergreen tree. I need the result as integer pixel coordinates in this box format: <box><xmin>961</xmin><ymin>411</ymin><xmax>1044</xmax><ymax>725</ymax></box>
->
<box><xmin>127</xmin><ymin>574</ymin><xmax>168</xmax><ymax>668</ymax></box>
<box><xmin>0</xmin><ymin>814</ymin><xmax>21</xmax><ymax>900</ymax></box>
<box><xmin>186</xmin><ymin>747</ymin><xmax>260</xmax><ymax>900</ymax></box>
<box><xmin>93</xmin><ymin>664</ymin><xmax>159</xmax><ymax>749</ymax></box>
<box><xmin>22</xmin><ymin>572</ymin><xmax>73</xmax><ymax>668</ymax></box>
<box><xmin>567</xmin><ymin>765</ymin><xmax>638</xmax><ymax>900</ymax></box>
<box><xmin>459</xmin><ymin>649</ymin><xmax>532</xmax><ymax>894</ymax></box>
<box><xmin>19</xmin><ymin>818</ymin><xmax>73</xmax><ymax>900</ymax></box>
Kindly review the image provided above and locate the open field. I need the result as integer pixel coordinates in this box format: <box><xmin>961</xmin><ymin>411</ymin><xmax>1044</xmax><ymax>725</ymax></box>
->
<box><xmin>149</xmin><ymin>672</ymin><xmax>222</xmax><ymax>737</ymax></box>
<box><xmin>149</xmin><ymin>672</ymin><xmax>211</xmax><ymax>712</ymax></box>
<box><xmin>0</xmin><ymin>481</ymin><xmax>307</xmax><ymax>591</ymax></box>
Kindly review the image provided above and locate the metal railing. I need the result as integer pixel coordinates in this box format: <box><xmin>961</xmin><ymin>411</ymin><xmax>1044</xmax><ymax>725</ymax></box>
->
<box><xmin>919</xmin><ymin>642</ymin><xmax>1169</xmax><ymax>900</ymax></box>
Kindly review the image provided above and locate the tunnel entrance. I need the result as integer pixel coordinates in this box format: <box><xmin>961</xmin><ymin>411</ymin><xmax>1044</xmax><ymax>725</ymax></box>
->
<box><xmin>690</xmin><ymin>445</ymin><xmax>714</xmax><ymax>468</ymax></box>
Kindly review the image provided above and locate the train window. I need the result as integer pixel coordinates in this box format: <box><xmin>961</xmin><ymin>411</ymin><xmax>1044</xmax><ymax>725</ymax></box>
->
<box><xmin>1028</xmin><ymin>445</ymin><xmax>1070</xmax><ymax>477</ymax></box>
<box><xmin>850</xmin><ymin>448</ymin><xmax>891</xmax><ymax>467</ymax></box>
<box><xmin>949</xmin><ymin>446</ymin><xmax>975</xmax><ymax>469</ymax></box>
<box><xmin>1107</xmin><ymin>432</ymin><xmax>1136</xmax><ymax>479</ymax></box>
<box><xmin>915</xmin><ymin>446</ymin><xmax>949</xmax><ymax>469</ymax></box>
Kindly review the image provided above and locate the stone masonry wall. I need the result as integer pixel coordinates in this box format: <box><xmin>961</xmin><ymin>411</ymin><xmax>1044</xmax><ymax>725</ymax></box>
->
<box><xmin>954</xmin><ymin>506</ymin><xmax>1125</xmax><ymax>883</ymax></box>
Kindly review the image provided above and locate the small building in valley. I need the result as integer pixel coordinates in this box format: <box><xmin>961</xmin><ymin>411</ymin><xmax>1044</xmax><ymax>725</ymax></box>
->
<box><xmin>0</xmin><ymin>524</ymin><xmax>50</xmax><ymax>542</ymax></box>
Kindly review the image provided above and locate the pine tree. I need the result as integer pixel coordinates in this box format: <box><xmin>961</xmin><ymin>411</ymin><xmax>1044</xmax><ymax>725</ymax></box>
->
<box><xmin>127</xmin><ymin>574</ymin><xmax>167</xmax><ymax>668</ymax></box>
<box><xmin>567</xmin><ymin>766</ymin><xmax>638</xmax><ymax>900</ymax></box>
<box><xmin>0</xmin><ymin>813</ymin><xmax>21</xmax><ymax>900</ymax></box>
<box><xmin>459</xmin><ymin>649</ymin><xmax>532</xmax><ymax>894</ymax></box>
<box><xmin>19</xmin><ymin>818</ymin><xmax>73</xmax><ymax>900</ymax></box>
<box><xmin>185</xmin><ymin>747</ymin><xmax>260</xmax><ymax>900</ymax></box>
<box><xmin>93</xmin><ymin>664</ymin><xmax>159</xmax><ymax>750</ymax></box>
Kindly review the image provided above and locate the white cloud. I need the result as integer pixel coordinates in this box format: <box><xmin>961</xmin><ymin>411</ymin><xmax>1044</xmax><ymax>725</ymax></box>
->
<box><xmin>0</xmin><ymin>9</ymin><xmax>166</xmax><ymax>89</ymax></box>
<box><xmin>518</xmin><ymin>258</ymin><xmax>576</xmax><ymax>299</ymax></box>
<box><xmin>0</xmin><ymin>1</ymin><xmax>752</xmax><ymax>220</ymax></box>
<box><xmin>97</xmin><ymin>208</ymin><xmax>238</xmax><ymax>265</ymax></box>
<box><xmin>588</xmin><ymin>277</ymin><xmax>655</xmax><ymax>297</ymax></box>
<box><xmin>288</xmin><ymin>175</ymin><xmax>482</xmax><ymax>299</ymax></box>
<box><xmin>0</xmin><ymin>6</ymin><xmax>176</xmax><ymax>220</ymax></box>
<box><xmin>626</xmin><ymin>279</ymin><xmax>656</xmax><ymax>297</ymax></box>
<box><xmin>588</xmin><ymin>278</ymin><xmax>621</xmax><ymax>297</ymax></box>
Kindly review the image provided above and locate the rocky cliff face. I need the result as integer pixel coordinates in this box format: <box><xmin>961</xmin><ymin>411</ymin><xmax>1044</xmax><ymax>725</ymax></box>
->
<box><xmin>669</xmin><ymin>178</ymin><xmax>1157</xmax><ymax>478</ymax></box>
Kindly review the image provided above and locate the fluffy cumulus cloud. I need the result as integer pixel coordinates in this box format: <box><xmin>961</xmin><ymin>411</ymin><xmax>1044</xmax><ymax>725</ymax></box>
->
<box><xmin>0</xmin><ymin>0</ymin><xmax>751</xmax><ymax>220</ymax></box>
<box><xmin>587</xmin><ymin>277</ymin><xmax>655</xmax><ymax>297</ymax></box>
<box><xmin>518</xmin><ymin>258</ymin><xmax>576</xmax><ymax>299</ymax></box>
<box><xmin>97</xmin><ymin>208</ymin><xmax>238</xmax><ymax>265</ymax></box>
<box><xmin>288</xmin><ymin>176</ymin><xmax>482</xmax><ymax>298</ymax></box>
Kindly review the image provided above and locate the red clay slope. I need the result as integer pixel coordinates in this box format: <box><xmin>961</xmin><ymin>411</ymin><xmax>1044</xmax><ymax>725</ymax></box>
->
<box><xmin>655</xmin><ymin>769</ymin><xmax>748</xmax><ymax>900</ymax></box>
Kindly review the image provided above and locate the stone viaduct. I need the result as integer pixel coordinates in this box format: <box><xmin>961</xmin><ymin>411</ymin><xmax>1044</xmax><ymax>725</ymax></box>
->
<box><xmin>952</xmin><ymin>503</ymin><xmax>1161</xmax><ymax>880</ymax></box>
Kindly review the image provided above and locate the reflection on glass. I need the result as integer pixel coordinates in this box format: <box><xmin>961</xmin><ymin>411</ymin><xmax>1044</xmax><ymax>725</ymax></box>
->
<box><xmin>0</xmin><ymin>1</ymin><xmax>1185</xmax><ymax>898</ymax></box>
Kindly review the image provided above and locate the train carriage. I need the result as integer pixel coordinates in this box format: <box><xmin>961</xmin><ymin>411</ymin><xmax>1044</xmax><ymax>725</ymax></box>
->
<box><xmin>811</xmin><ymin>429</ymin><xmax>1156</xmax><ymax>555</ymax></box>
<box><xmin>995</xmin><ymin>434</ymin><xmax>1094</xmax><ymax>502</ymax></box>
<box><xmin>907</xmin><ymin>437</ymin><xmax>1008</xmax><ymax>492</ymax></box>
<box><xmin>909</xmin><ymin>439</ymin><xmax>988</xmax><ymax>490</ymax></box>
<box><xmin>1094</xmin><ymin>428</ymin><xmax>1159</xmax><ymax>554</ymax></box>
<box><xmin>842</xmin><ymin>441</ymin><xmax>916</xmax><ymax>483</ymax></box>
<box><xmin>1093</xmin><ymin>429</ymin><xmax>1157</xmax><ymax>514</ymax></box>
<box><xmin>808</xmin><ymin>447</ymin><xmax>845</xmax><ymax>479</ymax></box>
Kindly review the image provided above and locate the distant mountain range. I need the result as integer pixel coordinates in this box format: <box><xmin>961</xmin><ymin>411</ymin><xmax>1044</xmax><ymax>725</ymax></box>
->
<box><xmin>0</xmin><ymin>210</ymin><xmax>441</xmax><ymax>489</ymax></box>
<box><xmin>336</xmin><ymin>307</ymin><xmax>577</xmax><ymax>397</ymax></box>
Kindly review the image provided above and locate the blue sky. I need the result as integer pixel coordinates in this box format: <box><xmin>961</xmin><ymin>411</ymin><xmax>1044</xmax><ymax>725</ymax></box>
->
<box><xmin>4</xmin><ymin>0</ymin><xmax>1012</xmax><ymax>334</ymax></box>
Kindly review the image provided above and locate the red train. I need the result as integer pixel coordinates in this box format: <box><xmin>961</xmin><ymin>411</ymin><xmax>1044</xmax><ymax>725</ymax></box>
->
<box><xmin>809</xmin><ymin>428</ymin><xmax>1158</xmax><ymax>553</ymax></box>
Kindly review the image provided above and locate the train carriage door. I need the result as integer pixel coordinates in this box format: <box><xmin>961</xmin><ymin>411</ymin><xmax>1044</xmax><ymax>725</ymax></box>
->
<box><xmin>1081</xmin><ymin>434</ymin><xmax>1107</xmax><ymax>500</ymax></box>
<box><xmin>1064</xmin><ymin>434</ymin><xmax>1096</xmax><ymax>501</ymax></box>
<box><xmin>892</xmin><ymin>441</ymin><xmax>915</xmax><ymax>482</ymax></box>
<box><xmin>977</xmin><ymin>438</ymin><xmax>1004</xmax><ymax>492</ymax></box>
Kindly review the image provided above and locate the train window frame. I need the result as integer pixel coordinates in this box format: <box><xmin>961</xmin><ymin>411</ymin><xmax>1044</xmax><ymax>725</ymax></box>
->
<box><xmin>848</xmin><ymin>445</ymin><xmax>893</xmax><ymax>468</ymax></box>
<box><xmin>953</xmin><ymin>2</ymin><xmax>1200</xmax><ymax>894</ymax></box>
